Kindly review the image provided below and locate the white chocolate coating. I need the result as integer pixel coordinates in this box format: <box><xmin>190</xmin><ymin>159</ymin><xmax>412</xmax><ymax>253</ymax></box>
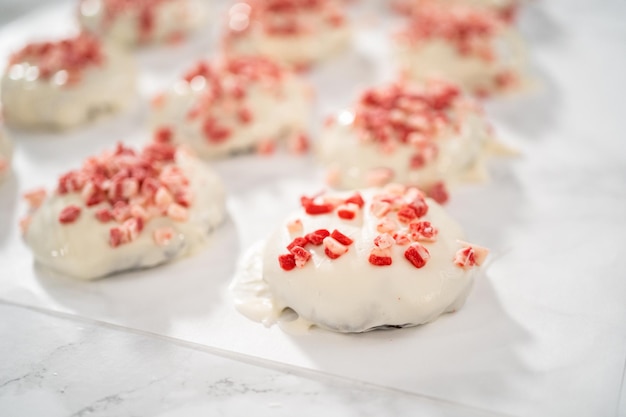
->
<box><xmin>318</xmin><ymin>98</ymin><xmax>493</xmax><ymax>190</ymax></box>
<box><xmin>232</xmin><ymin>189</ymin><xmax>478</xmax><ymax>333</ymax></box>
<box><xmin>78</xmin><ymin>0</ymin><xmax>208</xmax><ymax>46</ymax></box>
<box><xmin>152</xmin><ymin>68</ymin><xmax>311</xmax><ymax>159</ymax></box>
<box><xmin>24</xmin><ymin>151</ymin><xmax>225</xmax><ymax>280</ymax></box>
<box><xmin>396</xmin><ymin>31</ymin><xmax>528</xmax><ymax>96</ymax></box>
<box><xmin>1</xmin><ymin>44</ymin><xmax>136</xmax><ymax>130</ymax></box>
<box><xmin>0</xmin><ymin>128</ymin><xmax>12</xmax><ymax>182</ymax></box>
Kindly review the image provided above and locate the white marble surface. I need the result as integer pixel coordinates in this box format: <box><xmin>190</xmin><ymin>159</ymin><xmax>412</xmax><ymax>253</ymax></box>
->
<box><xmin>1</xmin><ymin>0</ymin><xmax>626</xmax><ymax>416</ymax></box>
<box><xmin>0</xmin><ymin>302</ymin><xmax>501</xmax><ymax>417</ymax></box>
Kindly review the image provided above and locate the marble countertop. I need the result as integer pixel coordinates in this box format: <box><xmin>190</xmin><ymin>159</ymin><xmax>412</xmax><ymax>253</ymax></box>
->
<box><xmin>1</xmin><ymin>1</ymin><xmax>626</xmax><ymax>416</ymax></box>
<box><xmin>2</xmin><ymin>301</ymin><xmax>490</xmax><ymax>417</ymax></box>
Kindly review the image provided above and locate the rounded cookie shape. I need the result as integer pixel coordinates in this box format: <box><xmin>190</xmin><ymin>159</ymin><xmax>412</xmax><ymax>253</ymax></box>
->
<box><xmin>151</xmin><ymin>56</ymin><xmax>311</xmax><ymax>158</ymax></box>
<box><xmin>394</xmin><ymin>1</ymin><xmax>528</xmax><ymax>97</ymax></box>
<box><xmin>223</xmin><ymin>0</ymin><xmax>350</xmax><ymax>67</ymax></box>
<box><xmin>22</xmin><ymin>142</ymin><xmax>225</xmax><ymax>280</ymax></box>
<box><xmin>1</xmin><ymin>33</ymin><xmax>136</xmax><ymax>130</ymax></box>
<box><xmin>318</xmin><ymin>80</ymin><xmax>494</xmax><ymax>201</ymax></box>
<box><xmin>78</xmin><ymin>0</ymin><xmax>209</xmax><ymax>46</ymax></box>
<box><xmin>232</xmin><ymin>185</ymin><xmax>488</xmax><ymax>333</ymax></box>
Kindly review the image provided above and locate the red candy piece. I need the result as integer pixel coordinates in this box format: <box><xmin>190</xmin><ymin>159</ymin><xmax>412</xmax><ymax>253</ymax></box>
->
<box><xmin>304</xmin><ymin>202</ymin><xmax>334</xmax><ymax>215</ymax></box>
<box><xmin>305</xmin><ymin>229</ymin><xmax>330</xmax><ymax>245</ymax></box>
<box><xmin>278</xmin><ymin>253</ymin><xmax>296</xmax><ymax>271</ymax></box>
<box><xmin>344</xmin><ymin>192</ymin><xmax>365</xmax><ymax>208</ymax></box>
<box><xmin>330</xmin><ymin>229</ymin><xmax>353</xmax><ymax>246</ymax></box>
<box><xmin>405</xmin><ymin>243</ymin><xmax>431</xmax><ymax>268</ymax></box>
<box><xmin>426</xmin><ymin>181</ymin><xmax>449</xmax><ymax>204</ymax></box>
<box><xmin>109</xmin><ymin>226</ymin><xmax>128</xmax><ymax>248</ymax></box>
<box><xmin>95</xmin><ymin>208</ymin><xmax>113</xmax><ymax>223</ymax></box>
<box><xmin>369</xmin><ymin>254</ymin><xmax>392</xmax><ymax>266</ymax></box>
<box><xmin>337</xmin><ymin>205</ymin><xmax>356</xmax><ymax>220</ymax></box>
<box><xmin>154</xmin><ymin>126</ymin><xmax>173</xmax><ymax>143</ymax></box>
<box><xmin>290</xmin><ymin>245</ymin><xmax>312</xmax><ymax>268</ymax></box>
<box><xmin>397</xmin><ymin>206</ymin><xmax>418</xmax><ymax>224</ymax></box>
<box><xmin>287</xmin><ymin>236</ymin><xmax>308</xmax><ymax>252</ymax></box>
<box><xmin>409</xmin><ymin>221</ymin><xmax>438</xmax><ymax>241</ymax></box>
<box><xmin>58</xmin><ymin>205</ymin><xmax>81</xmax><ymax>224</ymax></box>
<box><xmin>324</xmin><ymin>248</ymin><xmax>339</xmax><ymax>259</ymax></box>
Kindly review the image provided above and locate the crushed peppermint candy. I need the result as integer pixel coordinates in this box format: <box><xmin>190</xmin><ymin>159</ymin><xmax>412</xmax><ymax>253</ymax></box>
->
<box><xmin>8</xmin><ymin>33</ymin><xmax>104</xmax><ymax>85</ymax></box>
<box><xmin>278</xmin><ymin>226</ymin><xmax>354</xmax><ymax>269</ymax></box>
<box><xmin>454</xmin><ymin>241</ymin><xmax>489</xmax><ymax>269</ymax></box>
<box><xmin>404</xmin><ymin>243</ymin><xmax>431</xmax><ymax>268</ymax></box>
<box><xmin>82</xmin><ymin>0</ymin><xmax>177</xmax><ymax>43</ymax></box>
<box><xmin>154</xmin><ymin>56</ymin><xmax>303</xmax><ymax>150</ymax></box>
<box><xmin>391</xmin><ymin>0</ymin><xmax>519</xmax><ymax>24</ymax></box>
<box><xmin>225</xmin><ymin>0</ymin><xmax>346</xmax><ymax>41</ymax></box>
<box><xmin>329</xmin><ymin>81</ymin><xmax>464</xmax><ymax>189</ymax></box>
<box><xmin>396</xmin><ymin>2</ymin><xmax>504</xmax><ymax>61</ymax></box>
<box><xmin>278</xmin><ymin>185</ymin><xmax>487</xmax><ymax>271</ymax></box>
<box><xmin>22</xmin><ymin>142</ymin><xmax>193</xmax><ymax>249</ymax></box>
<box><xmin>299</xmin><ymin>191</ymin><xmax>366</xmax><ymax>219</ymax></box>
<box><xmin>58</xmin><ymin>205</ymin><xmax>82</xmax><ymax>224</ymax></box>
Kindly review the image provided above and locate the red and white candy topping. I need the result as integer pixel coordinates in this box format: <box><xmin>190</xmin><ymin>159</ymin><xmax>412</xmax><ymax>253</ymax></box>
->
<box><xmin>392</xmin><ymin>0</ymin><xmax>519</xmax><ymax>24</ymax></box>
<box><xmin>80</xmin><ymin>0</ymin><xmax>195</xmax><ymax>44</ymax></box>
<box><xmin>277</xmin><ymin>184</ymin><xmax>488</xmax><ymax>271</ymax></box>
<box><xmin>396</xmin><ymin>3</ymin><xmax>504</xmax><ymax>63</ymax></box>
<box><xmin>225</xmin><ymin>0</ymin><xmax>346</xmax><ymax>39</ymax></box>
<box><xmin>7</xmin><ymin>33</ymin><xmax>104</xmax><ymax>85</ymax></box>
<box><xmin>152</xmin><ymin>56</ymin><xmax>309</xmax><ymax>154</ymax></box>
<box><xmin>337</xmin><ymin>81</ymin><xmax>461</xmax><ymax>161</ymax></box>
<box><xmin>22</xmin><ymin>142</ymin><xmax>193</xmax><ymax>249</ymax></box>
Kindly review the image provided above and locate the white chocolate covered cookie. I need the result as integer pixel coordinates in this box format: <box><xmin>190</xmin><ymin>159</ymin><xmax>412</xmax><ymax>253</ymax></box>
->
<box><xmin>21</xmin><ymin>142</ymin><xmax>225</xmax><ymax>280</ymax></box>
<box><xmin>151</xmin><ymin>56</ymin><xmax>311</xmax><ymax>158</ymax></box>
<box><xmin>232</xmin><ymin>185</ymin><xmax>488</xmax><ymax>333</ymax></box>
<box><xmin>1</xmin><ymin>33</ymin><xmax>136</xmax><ymax>130</ymax></box>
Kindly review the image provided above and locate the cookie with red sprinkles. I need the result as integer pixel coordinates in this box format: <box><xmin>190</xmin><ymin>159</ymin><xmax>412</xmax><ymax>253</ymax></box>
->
<box><xmin>151</xmin><ymin>55</ymin><xmax>311</xmax><ymax>158</ymax></box>
<box><xmin>319</xmin><ymin>80</ymin><xmax>496</xmax><ymax>200</ymax></box>
<box><xmin>394</xmin><ymin>0</ymin><xmax>529</xmax><ymax>97</ymax></box>
<box><xmin>21</xmin><ymin>142</ymin><xmax>225</xmax><ymax>280</ymax></box>
<box><xmin>232</xmin><ymin>184</ymin><xmax>488</xmax><ymax>333</ymax></box>
<box><xmin>1</xmin><ymin>33</ymin><xmax>136</xmax><ymax>130</ymax></box>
